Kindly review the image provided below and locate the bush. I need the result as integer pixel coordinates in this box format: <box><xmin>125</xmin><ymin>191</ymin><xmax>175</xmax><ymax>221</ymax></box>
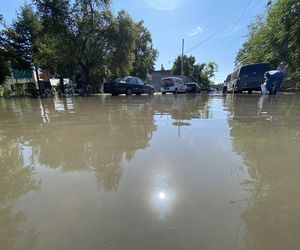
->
<box><xmin>25</xmin><ymin>82</ymin><xmax>38</xmax><ymax>97</ymax></box>
<box><xmin>11</xmin><ymin>83</ymin><xmax>26</xmax><ymax>96</ymax></box>
<box><xmin>7</xmin><ymin>82</ymin><xmax>38</xmax><ymax>97</ymax></box>
<box><xmin>0</xmin><ymin>84</ymin><xmax>12</xmax><ymax>97</ymax></box>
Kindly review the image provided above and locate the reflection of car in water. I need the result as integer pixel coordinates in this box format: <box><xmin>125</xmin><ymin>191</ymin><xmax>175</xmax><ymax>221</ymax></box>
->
<box><xmin>161</xmin><ymin>77</ymin><xmax>187</xmax><ymax>94</ymax></box>
<box><xmin>104</xmin><ymin>76</ymin><xmax>154</xmax><ymax>96</ymax></box>
<box><xmin>227</xmin><ymin>63</ymin><xmax>269</xmax><ymax>93</ymax></box>
<box><xmin>225</xmin><ymin>94</ymin><xmax>300</xmax><ymax>250</ymax></box>
<box><xmin>153</xmin><ymin>94</ymin><xmax>210</xmax><ymax>121</ymax></box>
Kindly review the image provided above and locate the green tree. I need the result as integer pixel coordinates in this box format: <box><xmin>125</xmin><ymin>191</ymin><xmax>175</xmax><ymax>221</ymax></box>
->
<box><xmin>0</xmin><ymin>31</ymin><xmax>11</xmax><ymax>84</ymax></box>
<box><xmin>109</xmin><ymin>10</ymin><xmax>136</xmax><ymax>79</ymax></box>
<box><xmin>193</xmin><ymin>62</ymin><xmax>218</xmax><ymax>87</ymax></box>
<box><xmin>4</xmin><ymin>0</ymin><xmax>158</xmax><ymax>92</ymax></box>
<box><xmin>3</xmin><ymin>4</ymin><xmax>41</xmax><ymax>71</ymax></box>
<box><xmin>172</xmin><ymin>55</ymin><xmax>196</xmax><ymax>76</ymax></box>
<box><xmin>171</xmin><ymin>55</ymin><xmax>218</xmax><ymax>86</ymax></box>
<box><xmin>236</xmin><ymin>0</ymin><xmax>300</xmax><ymax>87</ymax></box>
<box><xmin>131</xmin><ymin>21</ymin><xmax>158</xmax><ymax>80</ymax></box>
<box><xmin>34</xmin><ymin>0</ymin><xmax>75</xmax><ymax>76</ymax></box>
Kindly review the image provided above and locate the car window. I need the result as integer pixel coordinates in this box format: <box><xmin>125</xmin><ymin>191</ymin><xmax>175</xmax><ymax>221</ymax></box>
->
<box><xmin>116</xmin><ymin>77</ymin><xmax>126</xmax><ymax>83</ymax></box>
<box><xmin>240</xmin><ymin>64</ymin><xmax>269</xmax><ymax>77</ymax></box>
<box><xmin>125</xmin><ymin>77</ymin><xmax>137</xmax><ymax>84</ymax></box>
<box><xmin>175</xmin><ymin>79</ymin><xmax>182</xmax><ymax>84</ymax></box>
<box><xmin>137</xmin><ymin>78</ymin><xmax>144</xmax><ymax>85</ymax></box>
<box><xmin>162</xmin><ymin>78</ymin><xmax>173</xmax><ymax>84</ymax></box>
<box><xmin>231</xmin><ymin>69</ymin><xmax>239</xmax><ymax>80</ymax></box>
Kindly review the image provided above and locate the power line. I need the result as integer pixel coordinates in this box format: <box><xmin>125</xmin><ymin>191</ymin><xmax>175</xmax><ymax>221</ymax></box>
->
<box><xmin>159</xmin><ymin>43</ymin><xmax>181</xmax><ymax>62</ymax></box>
<box><xmin>185</xmin><ymin>25</ymin><xmax>225</xmax><ymax>54</ymax></box>
<box><xmin>159</xmin><ymin>12</ymin><xmax>225</xmax><ymax>62</ymax></box>
<box><xmin>210</xmin><ymin>0</ymin><xmax>254</xmax><ymax>60</ymax></box>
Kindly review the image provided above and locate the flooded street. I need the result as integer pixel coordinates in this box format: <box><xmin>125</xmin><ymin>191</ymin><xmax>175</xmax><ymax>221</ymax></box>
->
<box><xmin>1</xmin><ymin>93</ymin><xmax>300</xmax><ymax>250</ymax></box>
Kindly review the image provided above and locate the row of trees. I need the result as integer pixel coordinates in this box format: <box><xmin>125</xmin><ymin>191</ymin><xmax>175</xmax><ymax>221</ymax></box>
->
<box><xmin>0</xmin><ymin>0</ymin><xmax>158</xmax><ymax>91</ymax></box>
<box><xmin>236</xmin><ymin>0</ymin><xmax>300</xmax><ymax>87</ymax></box>
<box><xmin>171</xmin><ymin>55</ymin><xmax>218</xmax><ymax>87</ymax></box>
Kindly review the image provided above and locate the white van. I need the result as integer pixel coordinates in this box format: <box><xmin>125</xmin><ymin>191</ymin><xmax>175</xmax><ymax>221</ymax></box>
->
<box><xmin>161</xmin><ymin>77</ymin><xmax>187</xmax><ymax>94</ymax></box>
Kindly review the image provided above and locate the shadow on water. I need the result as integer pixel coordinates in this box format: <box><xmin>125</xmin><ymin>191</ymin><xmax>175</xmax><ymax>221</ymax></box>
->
<box><xmin>225</xmin><ymin>93</ymin><xmax>300</xmax><ymax>250</ymax></box>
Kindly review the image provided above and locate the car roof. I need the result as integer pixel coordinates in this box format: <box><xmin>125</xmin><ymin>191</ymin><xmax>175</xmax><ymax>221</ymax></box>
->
<box><xmin>162</xmin><ymin>77</ymin><xmax>182</xmax><ymax>80</ymax></box>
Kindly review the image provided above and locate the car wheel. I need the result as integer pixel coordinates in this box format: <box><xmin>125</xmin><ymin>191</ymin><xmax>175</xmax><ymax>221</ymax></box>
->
<box><xmin>126</xmin><ymin>88</ymin><xmax>133</xmax><ymax>95</ymax></box>
<box><xmin>248</xmin><ymin>90</ymin><xmax>253</xmax><ymax>94</ymax></box>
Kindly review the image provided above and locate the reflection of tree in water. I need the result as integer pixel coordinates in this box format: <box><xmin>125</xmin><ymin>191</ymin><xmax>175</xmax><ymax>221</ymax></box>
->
<box><xmin>26</xmin><ymin>97</ymin><xmax>157</xmax><ymax>192</ymax></box>
<box><xmin>227</xmin><ymin>95</ymin><xmax>300</xmax><ymax>250</ymax></box>
<box><xmin>0</xmin><ymin>113</ymin><xmax>41</xmax><ymax>250</ymax></box>
<box><xmin>0</xmin><ymin>95</ymin><xmax>210</xmax><ymax>193</ymax></box>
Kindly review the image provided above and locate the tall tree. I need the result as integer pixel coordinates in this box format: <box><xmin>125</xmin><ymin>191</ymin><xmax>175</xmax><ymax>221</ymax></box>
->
<box><xmin>0</xmin><ymin>17</ymin><xmax>11</xmax><ymax>84</ymax></box>
<box><xmin>109</xmin><ymin>10</ymin><xmax>136</xmax><ymax>79</ymax></box>
<box><xmin>193</xmin><ymin>62</ymin><xmax>218</xmax><ymax>87</ymax></box>
<box><xmin>131</xmin><ymin>21</ymin><xmax>158</xmax><ymax>80</ymax></box>
<box><xmin>171</xmin><ymin>55</ymin><xmax>218</xmax><ymax>86</ymax></box>
<box><xmin>3</xmin><ymin>4</ymin><xmax>41</xmax><ymax>71</ymax></box>
<box><xmin>35</xmin><ymin>0</ymin><xmax>115</xmax><ymax>91</ymax></box>
<box><xmin>172</xmin><ymin>55</ymin><xmax>196</xmax><ymax>76</ymax></box>
<box><xmin>236</xmin><ymin>0</ymin><xmax>300</xmax><ymax>86</ymax></box>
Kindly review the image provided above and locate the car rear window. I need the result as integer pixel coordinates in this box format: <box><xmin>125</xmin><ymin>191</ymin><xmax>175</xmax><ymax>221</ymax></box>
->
<box><xmin>240</xmin><ymin>64</ymin><xmax>269</xmax><ymax>77</ymax></box>
<box><xmin>162</xmin><ymin>78</ymin><xmax>174</xmax><ymax>87</ymax></box>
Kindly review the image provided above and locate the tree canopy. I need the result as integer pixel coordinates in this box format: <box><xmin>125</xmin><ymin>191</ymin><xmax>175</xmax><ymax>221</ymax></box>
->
<box><xmin>236</xmin><ymin>0</ymin><xmax>300</xmax><ymax>87</ymax></box>
<box><xmin>172</xmin><ymin>55</ymin><xmax>218</xmax><ymax>87</ymax></box>
<box><xmin>0</xmin><ymin>0</ymin><xmax>158</xmax><ymax>90</ymax></box>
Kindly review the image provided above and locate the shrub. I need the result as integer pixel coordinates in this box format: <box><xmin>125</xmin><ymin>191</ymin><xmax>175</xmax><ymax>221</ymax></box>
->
<box><xmin>0</xmin><ymin>84</ymin><xmax>12</xmax><ymax>97</ymax></box>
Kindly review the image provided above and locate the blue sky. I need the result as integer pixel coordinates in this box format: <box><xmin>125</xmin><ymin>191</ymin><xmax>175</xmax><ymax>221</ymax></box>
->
<box><xmin>1</xmin><ymin>0</ymin><xmax>268</xmax><ymax>83</ymax></box>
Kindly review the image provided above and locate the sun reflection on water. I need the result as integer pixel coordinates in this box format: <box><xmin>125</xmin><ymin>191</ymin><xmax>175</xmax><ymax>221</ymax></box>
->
<box><xmin>151</xmin><ymin>167</ymin><xmax>175</xmax><ymax>220</ymax></box>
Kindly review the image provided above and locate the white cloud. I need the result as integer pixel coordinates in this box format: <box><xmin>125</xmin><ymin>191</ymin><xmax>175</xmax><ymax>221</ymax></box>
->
<box><xmin>187</xmin><ymin>26</ymin><xmax>204</xmax><ymax>38</ymax></box>
<box><xmin>146</xmin><ymin>0</ymin><xmax>182</xmax><ymax>11</ymax></box>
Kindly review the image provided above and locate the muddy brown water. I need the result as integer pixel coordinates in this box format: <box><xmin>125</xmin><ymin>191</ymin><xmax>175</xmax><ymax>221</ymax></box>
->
<box><xmin>1</xmin><ymin>93</ymin><xmax>300</xmax><ymax>250</ymax></box>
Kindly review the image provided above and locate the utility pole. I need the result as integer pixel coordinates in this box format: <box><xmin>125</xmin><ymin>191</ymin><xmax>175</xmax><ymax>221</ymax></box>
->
<box><xmin>181</xmin><ymin>38</ymin><xmax>184</xmax><ymax>76</ymax></box>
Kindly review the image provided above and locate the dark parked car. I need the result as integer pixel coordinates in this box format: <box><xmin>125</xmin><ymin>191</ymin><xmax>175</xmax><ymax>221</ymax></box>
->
<box><xmin>185</xmin><ymin>82</ymin><xmax>200</xmax><ymax>93</ymax></box>
<box><xmin>104</xmin><ymin>77</ymin><xmax>154</xmax><ymax>96</ymax></box>
<box><xmin>227</xmin><ymin>63</ymin><xmax>270</xmax><ymax>93</ymax></box>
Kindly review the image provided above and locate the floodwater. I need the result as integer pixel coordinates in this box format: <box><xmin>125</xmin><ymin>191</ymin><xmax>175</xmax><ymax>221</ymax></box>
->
<box><xmin>0</xmin><ymin>93</ymin><xmax>300</xmax><ymax>250</ymax></box>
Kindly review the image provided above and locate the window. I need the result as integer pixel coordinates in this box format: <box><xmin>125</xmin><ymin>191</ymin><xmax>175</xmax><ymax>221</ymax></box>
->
<box><xmin>240</xmin><ymin>64</ymin><xmax>269</xmax><ymax>77</ymax></box>
<box><xmin>137</xmin><ymin>78</ymin><xmax>144</xmax><ymax>85</ymax></box>
<box><xmin>231</xmin><ymin>69</ymin><xmax>239</xmax><ymax>80</ymax></box>
<box><xmin>175</xmin><ymin>79</ymin><xmax>183</xmax><ymax>84</ymax></box>
<box><xmin>126</xmin><ymin>77</ymin><xmax>137</xmax><ymax>84</ymax></box>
